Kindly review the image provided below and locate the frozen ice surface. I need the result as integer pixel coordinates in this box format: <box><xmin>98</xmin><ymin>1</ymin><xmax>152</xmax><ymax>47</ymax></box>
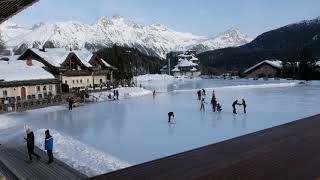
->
<box><xmin>1</xmin><ymin>79</ymin><xmax>320</xmax><ymax>176</ymax></box>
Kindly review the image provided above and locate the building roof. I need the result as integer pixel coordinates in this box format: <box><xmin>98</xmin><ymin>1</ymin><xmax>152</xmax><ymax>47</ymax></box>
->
<box><xmin>0</xmin><ymin>59</ymin><xmax>55</xmax><ymax>82</ymax></box>
<box><xmin>29</xmin><ymin>48</ymin><xmax>94</xmax><ymax>68</ymax></box>
<box><xmin>244</xmin><ymin>60</ymin><xmax>283</xmax><ymax>74</ymax></box>
<box><xmin>315</xmin><ymin>61</ymin><xmax>320</xmax><ymax>67</ymax></box>
<box><xmin>190</xmin><ymin>67</ymin><xmax>198</xmax><ymax>72</ymax></box>
<box><xmin>171</xmin><ymin>67</ymin><xmax>180</xmax><ymax>72</ymax></box>
<box><xmin>190</xmin><ymin>56</ymin><xmax>199</xmax><ymax>61</ymax></box>
<box><xmin>176</xmin><ymin>59</ymin><xmax>198</xmax><ymax>67</ymax></box>
<box><xmin>0</xmin><ymin>0</ymin><xmax>39</xmax><ymax>24</ymax></box>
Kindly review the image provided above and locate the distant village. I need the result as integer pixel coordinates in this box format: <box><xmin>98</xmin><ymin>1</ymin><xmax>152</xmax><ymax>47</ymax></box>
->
<box><xmin>1</xmin><ymin>46</ymin><xmax>320</xmax><ymax>113</ymax></box>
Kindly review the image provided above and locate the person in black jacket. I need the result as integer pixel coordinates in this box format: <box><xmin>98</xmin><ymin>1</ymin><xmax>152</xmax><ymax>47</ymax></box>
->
<box><xmin>116</xmin><ymin>90</ymin><xmax>119</xmax><ymax>100</ymax></box>
<box><xmin>68</xmin><ymin>97</ymin><xmax>73</xmax><ymax>111</ymax></box>
<box><xmin>232</xmin><ymin>100</ymin><xmax>241</xmax><ymax>114</ymax></box>
<box><xmin>168</xmin><ymin>112</ymin><xmax>175</xmax><ymax>123</ymax></box>
<box><xmin>241</xmin><ymin>99</ymin><xmax>247</xmax><ymax>114</ymax></box>
<box><xmin>24</xmin><ymin>129</ymin><xmax>41</xmax><ymax>162</ymax></box>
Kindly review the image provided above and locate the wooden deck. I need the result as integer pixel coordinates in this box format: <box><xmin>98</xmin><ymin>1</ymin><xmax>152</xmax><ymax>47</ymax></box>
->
<box><xmin>0</xmin><ymin>146</ymin><xmax>87</xmax><ymax>180</ymax></box>
<box><xmin>91</xmin><ymin>114</ymin><xmax>320</xmax><ymax>180</ymax></box>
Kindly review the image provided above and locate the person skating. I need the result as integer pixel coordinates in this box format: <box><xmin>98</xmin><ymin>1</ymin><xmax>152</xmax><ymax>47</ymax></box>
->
<box><xmin>168</xmin><ymin>112</ymin><xmax>175</xmax><ymax>123</ymax></box>
<box><xmin>24</xmin><ymin>128</ymin><xmax>41</xmax><ymax>163</ymax></box>
<box><xmin>68</xmin><ymin>97</ymin><xmax>73</xmax><ymax>111</ymax></box>
<box><xmin>217</xmin><ymin>103</ymin><xmax>222</xmax><ymax>112</ymax></box>
<box><xmin>44</xmin><ymin>130</ymin><xmax>54</xmax><ymax>164</ymax></box>
<box><xmin>241</xmin><ymin>99</ymin><xmax>247</xmax><ymax>114</ymax></box>
<box><xmin>211</xmin><ymin>97</ymin><xmax>217</xmax><ymax>112</ymax></box>
<box><xmin>113</xmin><ymin>89</ymin><xmax>116</xmax><ymax>100</ymax></box>
<box><xmin>232</xmin><ymin>100</ymin><xmax>241</xmax><ymax>114</ymax></box>
<box><xmin>153</xmin><ymin>90</ymin><xmax>156</xmax><ymax>98</ymax></box>
<box><xmin>200</xmin><ymin>98</ymin><xmax>206</xmax><ymax>111</ymax></box>
<box><xmin>197</xmin><ymin>90</ymin><xmax>202</xmax><ymax>101</ymax></box>
<box><xmin>116</xmin><ymin>90</ymin><xmax>119</xmax><ymax>100</ymax></box>
<box><xmin>202</xmin><ymin>89</ymin><xmax>206</xmax><ymax>96</ymax></box>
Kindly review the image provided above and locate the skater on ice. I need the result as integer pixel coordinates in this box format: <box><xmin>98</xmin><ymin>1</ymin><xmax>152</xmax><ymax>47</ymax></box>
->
<box><xmin>197</xmin><ymin>90</ymin><xmax>202</xmax><ymax>101</ymax></box>
<box><xmin>202</xmin><ymin>89</ymin><xmax>206</xmax><ymax>96</ymax></box>
<box><xmin>232</xmin><ymin>100</ymin><xmax>241</xmax><ymax>114</ymax></box>
<box><xmin>153</xmin><ymin>90</ymin><xmax>156</xmax><ymax>98</ymax></box>
<box><xmin>217</xmin><ymin>103</ymin><xmax>222</xmax><ymax>112</ymax></box>
<box><xmin>45</xmin><ymin>130</ymin><xmax>54</xmax><ymax>164</ymax></box>
<box><xmin>211</xmin><ymin>96</ymin><xmax>217</xmax><ymax>112</ymax></box>
<box><xmin>241</xmin><ymin>99</ymin><xmax>247</xmax><ymax>114</ymax></box>
<box><xmin>68</xmin><ymin>97</ymin><xmax>73</xmax><ymax>111</ymax></box>
<box><xmin>168</xmin><ymin>112</ymin><xmax>175</xmax><ymax>123</ymax></box>
<box><xmin>116</xmin><ymin>90</ymin><xmax>119</xmax><ymax>100</ymax></box>
<box><xmin>200</xmin><ymin>98</ymin><xmax>207</xmax><ymax>111</ymax></box>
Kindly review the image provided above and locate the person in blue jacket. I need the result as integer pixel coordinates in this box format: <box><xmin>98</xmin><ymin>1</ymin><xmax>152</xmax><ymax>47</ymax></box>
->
<box><xmin>45</xmin><ymin>130</ymin><xmax>54</xmax><ymax>164</ymax></box>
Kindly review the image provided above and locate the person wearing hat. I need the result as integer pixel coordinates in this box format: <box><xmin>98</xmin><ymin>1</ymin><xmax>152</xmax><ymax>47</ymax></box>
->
<box><xmin>24</xmin><ymin>128</ymin><xmax>41</xmax><ymax>162</ymax></box>
<box><xmin>45</xmin><ymin>130</ymin><xmax>54</xmax><ymax>164</ymax></box>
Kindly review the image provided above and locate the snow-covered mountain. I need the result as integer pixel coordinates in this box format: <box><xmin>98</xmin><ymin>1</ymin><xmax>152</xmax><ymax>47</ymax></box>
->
<box><xmin>0</xmin><ymin>16</ymin><xmax>252</xmax><ymax>58</ymax></box>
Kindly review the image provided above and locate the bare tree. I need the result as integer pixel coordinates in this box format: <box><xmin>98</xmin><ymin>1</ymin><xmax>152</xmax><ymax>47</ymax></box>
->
<box><xmin>0</xmin><ymin>33</ymin><xmax>5</xmax><ymax>51</ymax></box>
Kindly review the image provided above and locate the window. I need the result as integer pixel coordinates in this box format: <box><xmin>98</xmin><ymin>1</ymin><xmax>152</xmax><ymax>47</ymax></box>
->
<box><xmin>80</xmin><ymin>79</ymin><xmax>83</xmax><ymax>83</ymax></box>
<box><xmin>76</xmin><ymin>80</ymin><xmax>79</xmax><ymax>84</ymax></box>
<box><xmin>32</xmin><ymin>95</ymin><xmax>36</xmax><ymax>99</ymax></box>
<box><xmin>100</xmin><ymin>79</ymin><xmax>103</xmax><ymax>83</ymax></box>
<box><xmin>38</xmin><ymin>94</ymin><xmax>43</xmax><ymax>99</ymax></box>
<box><xmin>49</xmin><ymin>85</ymin><xmax>53</xmax><ymax>91</ymax></box>
<box><xmin>37</xmin><ymin>86</ymin><xmax>41</xmax><ymax>92</ymax></box>
<box><xmin>87</xmin><ymin>79</ymin><xmax>89</xmax><ymax>83</ymax></box>
<box><xmin>16</xmin><ymin>96</ymin><xmax>21</xmax><ymax>101</ymax></box>
<box><xmin>65</xmin><ymin>80</ymin><xmax>68</xmax><ymax>84</ymax></box>
<box><xmin>48</xmin><ymin>92</ymin><xmax>52</xmax><ymax>96</ymax></box>
<box><xmin>3</xmin><ymin>90</ymin><xmax>7</xmax><ymax>97</ymax></box>
<box><xmin>43</xmin><ymin>86</ymin><xmax>47</xmax><ymax>91</ymax></box>
<box><xmin>73</xmin><ymin>80</ymin><xmax>75</xmax><ymax>84</ymax></box>
<box><xmin>44</xmin><ymin>93</ymin><xmax>48</xmax><ymax>98</ymax></box>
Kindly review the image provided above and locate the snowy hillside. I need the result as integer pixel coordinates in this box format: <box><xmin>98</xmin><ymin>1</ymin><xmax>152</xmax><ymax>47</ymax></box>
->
<box><xmin>0</xmin><ymin>15</ymin><xmax>252</xmax><ymax>58</ymax></box>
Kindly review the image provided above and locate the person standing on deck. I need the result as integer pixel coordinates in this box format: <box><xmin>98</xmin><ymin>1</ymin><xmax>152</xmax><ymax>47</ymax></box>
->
<box><xmin>168</xmin><ymin>112</ymin><xmax>175</xmax><ymax>123</ymax></box>
<box><xmin>116</xmin><ymin>90</ymin><xmax>119</xmax><ymax>100</ymax></box>
<box><xmin>232</xmin><ymin>100</ymin><xmax>241</xmax><ymax>114</ymax></box>
<box><xmin>241</xmin><ymin>99</ymin><xmax>247</xmax><ymax>114</ymax></box>
<box><xmin>197</xmin><ymin>90</ymin><xmax>202</xmax><ymax>101</ymax></box>
<box><xmin>44</xmin><ymin>130</ymin><xmax>54</xmax><ymax>164</ymax></box>
<box><xmin>24</xmin><ymin>128</ymin><xmax>41</xmax><ymax>163</ymax></box>
<box><xmin>200</xmin><ymin>98</ymin><xmax>206</xmax><ymax>111</ymax></box>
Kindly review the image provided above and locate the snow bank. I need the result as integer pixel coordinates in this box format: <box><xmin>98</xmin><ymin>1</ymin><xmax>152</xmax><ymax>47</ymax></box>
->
<box><xmin>34</xmin><ymin>129</ymin><xmax>130</xmax><ymax>177</ymax></box>
<box><xmin>89</xmin><ymin>87</ymin><xmax>152</xmax><ymax>102</ymax></box>
<box><xmin>174</xmin><ymin>82</ymin><xmax>298</xmax><ymax>93</ymax></box>
<box><xmin>134</xmin><ymin>74</ymin><xmax>174</xmax><ymax>82</ymax></box>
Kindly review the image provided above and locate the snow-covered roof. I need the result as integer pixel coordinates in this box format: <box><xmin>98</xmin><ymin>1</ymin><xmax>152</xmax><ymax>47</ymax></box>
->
<box><xmin>172</xmin><ymin>67</ymin><xmax>180</xmax><ymax>72</ymax></box>
<box><xmin>315</xmin><ymin>61</ymin><xmax>320</xmax><ymax>67</ymax></box>
<box><xmin>178</xmin><ymin>54</ymin><xmax>192</xmax><ymax>58</ymax></box>
<box><xmin>0</xmin><ymin>55</ymin><xmax>20</xmax><ymax>61</ymax></box>
<box><xmin>190</xmin><ymin>67</ymin><xmax>198</xmax><ymax>72</ymax></box>
<box><xmin>176</xmin><ymin>59</ymin><xmax>198</xmax><ymax>67</ymax></box>
<box><xmin>73</xmin><ymin>50</ymin><xmax>94</xmax><ymax>67</ymax></box>
<box><xmin>30</xmin><ymin>48</ymin><xmax>93</xmax><ymax>68</ymax></box>
<box><xmin>190</xmin><ymin>56</ymin><xmax>199</xmax><ymax>61</ymax></box>
<box><xmin>0</xmin><ymin>60</ymin><xmax>55</xmax><ymax>82</ymax></box>
<box><xmin>244</xmin><ymin>60</ymin><xmax>283</xmax><ymax>74</ymax></box>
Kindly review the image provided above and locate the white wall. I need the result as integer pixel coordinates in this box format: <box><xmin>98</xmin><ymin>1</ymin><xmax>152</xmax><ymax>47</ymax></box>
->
<box><xmin>0</xmin><ymin>84</ymin><xmax>57</xmax><ymax>100</ymax></box>
<box><xmin>62</xmin><ymin>76</ymin><xmax>92</xmax><ymax>88</ymax></box>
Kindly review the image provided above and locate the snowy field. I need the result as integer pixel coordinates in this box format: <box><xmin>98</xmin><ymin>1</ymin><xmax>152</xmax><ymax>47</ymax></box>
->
<box><xmin>1</xmin><ymin>78</ymin><xmax>320</xmax><ymax>177</ymax></box>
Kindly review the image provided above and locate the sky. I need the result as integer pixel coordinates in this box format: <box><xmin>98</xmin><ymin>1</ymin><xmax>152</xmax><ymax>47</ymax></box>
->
<box><xmin>9</xmin><ymin>0</ymin><xmax>320</xmax><ymax>38</ymax></box>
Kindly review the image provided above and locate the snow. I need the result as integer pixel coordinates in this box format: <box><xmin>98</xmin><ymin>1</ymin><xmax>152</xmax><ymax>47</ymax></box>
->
<box><xmin>134</xmin><ymin>74</ymin><xmax>174</xmax><ymax>82</ymax></box>
<box><xmin>34</xmin><ymin>129</ymin><xmax>130</xmax><ymax>177</ymax></box>
<box><xmin>0</xmin><ymin>60</ymin><xmax>55</xmax><ymax>81</ymax></box>
<box><xmin>1</xmin><ymin>79</ymin><xmax>320</xmax><ymax>177</ymax></box>
<box><xmin>29</xmin><ymin>48</ymin><xmax>94</xmax><ymax>68</ymax></box>
<box><xmin>244</xmin><ymin>60</ymin><xmax>283</xmax><ymax>74</ymax></box>
<box><xmin>2</xmin><ymin>16</ymin><xmax>251</xmax><ymax>58</ymax></box>
<box><xmin>89</xmin><ymin>87</ymin><xmax>152</xmax><ymax>102</ymax></box>
<box><xmin>176</xmin><ymin>59</ymin><xmax>198</xmax><ymax>67</ymax></box>
<box><xmin>315</xmin><ymin>61</ymin><xmax>320</xmax><ymax>67</ymax></box>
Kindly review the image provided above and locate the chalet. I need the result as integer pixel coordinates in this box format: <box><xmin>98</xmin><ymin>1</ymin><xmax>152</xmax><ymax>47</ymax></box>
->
<box><xmin>171</xmin><ymin>58</ymin><xmax>201</xmax><ymax>78</ymax></box>
<box><xmin>0</xmin><ymin>58</ymin><xmax>59</xmax><ymax>104</ymax></box>
<box><xmin>18</xmin><ymin>48</ymin><xmax>116</xmax><ymax>92</ymax></box>
<box><xmin>244</xmin><ymin>60</ymin><xmax>283</xmax><ymax>78</ymax></box>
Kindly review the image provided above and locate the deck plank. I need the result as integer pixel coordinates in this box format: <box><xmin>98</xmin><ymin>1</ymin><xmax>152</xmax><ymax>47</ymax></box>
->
<box><xmin>0</xmin><ymin>146</ymin><xmax>87</xmax><ymax>180</ymax></box>
<box><xmin>91</xmin><ymin>114</ymin><xmax>320</xmax><ymax>180</ymax></box>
